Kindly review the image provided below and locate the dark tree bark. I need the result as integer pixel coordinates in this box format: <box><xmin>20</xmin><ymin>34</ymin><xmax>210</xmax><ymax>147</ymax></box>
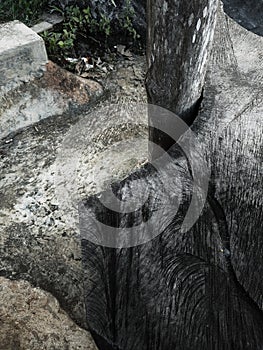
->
<box><xmin>146</xmin><ymin>0</ymin><xmax>218</xmax><ymax>157</ymax></box>
<box><xmin>146</xmin><ymin>0</ymin><xmax>218</xmax><ymax>117</ymax></box>
<box><xmin>82</xmin><ymin>2</ymin><xmax>263</xmax><ymax>350</ymax></box>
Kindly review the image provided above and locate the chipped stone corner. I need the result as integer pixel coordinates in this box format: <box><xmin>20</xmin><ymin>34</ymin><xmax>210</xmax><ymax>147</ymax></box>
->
<box><xmin>0</xmin><ymin>21</ymin><xmax>48</xmax><ymax>90</ymax></box>
<box><xmin>0</xmin><ymin>21</ymin><xmax>103</xmax><ymax>140</ymax></box>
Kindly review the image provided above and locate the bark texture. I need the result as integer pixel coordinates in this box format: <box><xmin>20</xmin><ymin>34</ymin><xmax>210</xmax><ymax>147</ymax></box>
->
<box><xmin>82</xmin><ymin>4</ymin><xmax>263</xmax><ymax>350</ymax></box>
<box><xmin>146</xmin><ymin>0</ymin><xmax>218</xmax><ymax>157</ymax></box>
<box><xmin>146</xmin><ymin>0</ymin><xmax>218</xmax><ymax>119</ymax></box>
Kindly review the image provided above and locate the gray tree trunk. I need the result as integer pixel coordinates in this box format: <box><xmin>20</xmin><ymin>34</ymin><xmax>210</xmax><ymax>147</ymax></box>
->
<box><xmin>82</xmin><ymin>2</ymin><xmax>263</xmax><ymax>350</ymax></box>
<box><xmin>146</xmin><ymin>0</ymin><xmax>218</xmax><ymax>117</ymax></box>
<box><xmin>146</xmin><ymin>0</ymin><xmax>218</xmax><ymax>157</ymax></box>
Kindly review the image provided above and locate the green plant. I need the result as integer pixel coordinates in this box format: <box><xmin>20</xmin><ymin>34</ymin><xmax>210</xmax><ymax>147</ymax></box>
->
<box><xmin>41</xmin><ymin>2</ymin><xmax>141</xmax><ymax>68</ymax></box>
<box><xmin>41</xmin><ymin>5</ymin><xmax>84</xmax><ymax>61</ymax></box>
<box><xmin>42</xmin><ymin>4</ymin><xmax>113</xmax><ymax>60</ymax></box>
<box><xmin>119</xmin><ymin>0</ymin><xmax>140</xmax><ymax>40</ymax></box>
<box><xmin>41</xmin><ymin>31</ymin><xmax>60</xmax><ymax>57</ymax></box>
<box><xmin>122</xmin><ymin>15</ymin><xmax>139</xmax><ymax>40</ymax></box>
<box><xmin>0</xmin><ymin>0</ymin><xmax>48</xmax><ymax>26</ymax></box>
<box><xmin>99</xmin><ymin>14</ymin><xmax>111</xmax><ymax>37</ymax></box>
<box><xmin>41</xmin><ymin>27</ymin><xmax>75</xmax><ymax>60</ymax></box>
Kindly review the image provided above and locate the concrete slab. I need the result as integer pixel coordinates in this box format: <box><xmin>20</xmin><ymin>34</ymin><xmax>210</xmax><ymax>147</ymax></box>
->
<box><xmin>31</xmin><ymin>21</ymin><xmax>54</xmax><ymax>34</ymax></box>
<box><xmin>0</xmin><ymin>57</ymin><xmax>146</xmax><ymax>330</ymax></box>
<box><xmin>40</xmin><ymin>12</ymin><xmax>64</xmax><ymax>25</ymax></box>
<box><xmin>0</xmin><ymin>21</ymin><xmax>48</xmax><ymax>89</ymax></box>
<box><xmin>0</xmin><ymin>61</ymin><xmax>103</xmax><ymax>139</ymax></box>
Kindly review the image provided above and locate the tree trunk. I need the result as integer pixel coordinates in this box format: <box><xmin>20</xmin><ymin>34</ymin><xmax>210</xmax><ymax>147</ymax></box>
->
<box><xmin>82</xmin><ymin>3</ymin><xmax>263</xmax><ymax>350</ymax></box>
<box><xmin>146</xmin><ymin>0</ymin><xmax>218</xmax><ymax>157</ymax></box>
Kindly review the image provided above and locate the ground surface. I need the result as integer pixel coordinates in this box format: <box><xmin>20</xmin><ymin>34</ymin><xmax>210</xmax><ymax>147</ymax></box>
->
<box><xmin>0</xmin><ymin>277</ymin><xmax>97</xmax><ymax>350</ymax></box>
<box><xmin>1</xmin><ymin>1</ymin><xmax>262</xmax><ymax>348</ymax></box>
<box><xmin>0</xmin><ymin>55</ymin><xmax>146</xmax><ymax>348</ymax></box>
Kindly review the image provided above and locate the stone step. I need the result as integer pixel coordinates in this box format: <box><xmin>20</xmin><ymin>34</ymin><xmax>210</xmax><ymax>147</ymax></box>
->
<box><xmin>30</xmin><ymin>21</ymin><xmax>54</xmax><ymax>34</ymax></box>
<box><xmin>0</xmin><ymin>20</ymin><xmax>48</xmax><ymax>90</ymax></box>
<box><xmin>31</xmin><ymin>13</ymin><xmax>64</xmax><ymax>34</ymax></box>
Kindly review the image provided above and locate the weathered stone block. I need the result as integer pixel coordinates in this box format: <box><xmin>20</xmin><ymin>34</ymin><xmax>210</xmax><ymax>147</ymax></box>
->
<box><xmin>31</xmin><ymin>21</ymin><xmax>54</xmax><ymax>34</ymax></box>
<box><xmin>0</xmin><ymin>61</ymin><xmax>103</xmax><ymax>139</ymax></box>
<box><xmin>0</xmin><ymin>21</ymin><xmax>48</xmax><ymax>88</ymax></box>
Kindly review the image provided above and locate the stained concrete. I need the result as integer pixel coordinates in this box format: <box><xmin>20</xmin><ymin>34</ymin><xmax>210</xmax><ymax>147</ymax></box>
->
<box><xmin>0</xmin><ymin>61</ymin><xmax>103</xmax><ymax>139</ymax></box>
<box><xmin>0</xmin><ymin>57</ymin><xmax>146</xmax><ymax>336</ymax></box>
<box><xmin>0</xmin><ymin>21</ymin><xmax>47</xmax><ymax>89</ymax></box>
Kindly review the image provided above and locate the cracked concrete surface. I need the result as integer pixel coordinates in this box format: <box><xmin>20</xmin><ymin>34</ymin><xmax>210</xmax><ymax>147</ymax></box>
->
<box><xmin>0</xmin><ymin>56</ymin><xmax>146</xmax><ymax>348</ymax></box>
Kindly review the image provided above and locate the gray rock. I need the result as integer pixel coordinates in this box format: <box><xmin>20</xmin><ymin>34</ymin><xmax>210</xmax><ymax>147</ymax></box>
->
<box><xmin>0</xmin><ymin>61</ymin><xmax>103</xmax><ymax>139</ymax></box>
<box><xmin>0</xmin><ymin>277</ymin><xmax>98</xmax><ymax>350</ymax></box>
<box><xmin>0</xmin><ymin>21</ymin><xmax>47</xmax><ymax>89</ymax></box>
<box><xmin>0</xmin><ymin>56</ymin><xmax>146</xmax><ymax>330</ymax></box>
<box><xmin>31</xmin><ymin>21</ymin><xmax>54</xmax><ymax>34</ymax></box>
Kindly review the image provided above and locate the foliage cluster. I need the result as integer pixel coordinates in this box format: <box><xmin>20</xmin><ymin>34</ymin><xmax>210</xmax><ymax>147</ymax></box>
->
<box><xmin>42</xmin><ymin>1</ymin><xmax>140</xmax><ymax>63</ymax></box>
<box><xmin>0</xmin><ymin>0</ymin><xmax>142</xmax><ymax>67</ymax></box>
<box><xmin>0</xmin><ymin>0</ymin><xmax>48</xmax><ymax>26</ymax></box>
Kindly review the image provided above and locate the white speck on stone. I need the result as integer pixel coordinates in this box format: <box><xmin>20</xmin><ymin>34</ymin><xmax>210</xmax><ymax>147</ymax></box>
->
<box><xmin>192</xmin><ymin>33</ymin><xmax>196</xmax><ymax>44</ymax></box>
<box><xmin>188</xmin><ymin>13</ymin><xmax>194</xmax><ymax>27</ymax></box>
<box><xmin>200</xmin><ymin>50</ymin><xmax>208</xmax><ymax>75</ymax></box>
<box><xmin>196</xmin><ymin>19</ymin><xmax>202</xmax><ymax>31</ymax></box>
<box><xmin>163</xmin><ymin>1</ymin><xmax>168</xmax><ymax>14</ymax></box>
<box><xmin>203</xmin><ymin>6</ymin><xmax>208</xmax><ymax>18</ymax></box>
<box><xmin>176</xmin><ymin>40</ymin><xmax>182</xmax><ymax>54</ymax></box>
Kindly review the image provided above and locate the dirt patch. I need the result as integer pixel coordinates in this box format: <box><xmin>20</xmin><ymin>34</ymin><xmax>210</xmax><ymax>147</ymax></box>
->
<box><xmin>0</xmin><ymin>277</ymin><xmax>97</xmax><ymax>350</ymax></box>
